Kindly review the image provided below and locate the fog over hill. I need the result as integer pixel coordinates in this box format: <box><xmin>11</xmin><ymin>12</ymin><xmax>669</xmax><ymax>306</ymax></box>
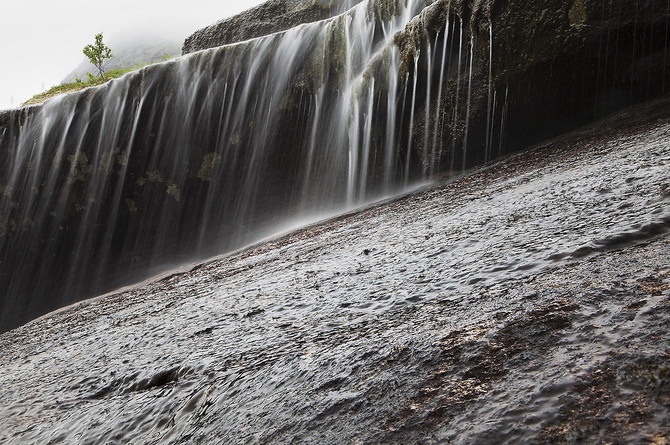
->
<box><xmin>61</xmin><ymin>33</ymin><xmax>182</xmax><ymax>84</ymax></box>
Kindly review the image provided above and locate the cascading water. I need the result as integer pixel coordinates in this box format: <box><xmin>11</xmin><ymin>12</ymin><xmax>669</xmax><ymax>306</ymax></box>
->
<box><xmin>1</xmin><ymin>0</ymin><xmax>669</xmax><ymax>333</ymax></box>
<box><xmin>0</xmin><ymin>0</ymin><xmax>450</xmax><ymax>332</ymax></box>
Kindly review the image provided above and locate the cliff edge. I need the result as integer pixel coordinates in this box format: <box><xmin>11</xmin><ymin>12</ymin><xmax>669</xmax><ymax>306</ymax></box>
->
<box><xmin>182</xmin><ymin>0</ymin><xmax>363</xmax><ymax>53</ymax></box>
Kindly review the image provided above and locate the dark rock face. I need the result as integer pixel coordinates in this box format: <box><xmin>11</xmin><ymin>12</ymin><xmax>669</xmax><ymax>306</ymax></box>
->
<box><xmin>395</xmin><ymin>0</ymin><xmax>670</xmax><ymax>169</ymax></box>
<box><xmin>484</xmin><ymin>0</ymin><xmax>670</xmax><ymax>161</ymax></box>
<box><xmin>181</xmin><ymin>0</ymin><xmax>364</xmax><ymax>53</ymax></box>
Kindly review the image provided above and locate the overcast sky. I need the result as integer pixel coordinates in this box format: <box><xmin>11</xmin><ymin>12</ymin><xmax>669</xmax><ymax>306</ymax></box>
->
<box><xmin>0</xmin><ymin>0</ymin><xmax>266</xmax><ymax>110</ymax></box>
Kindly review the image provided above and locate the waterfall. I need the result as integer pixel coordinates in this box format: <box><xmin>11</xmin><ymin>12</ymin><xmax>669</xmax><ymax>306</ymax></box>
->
<box><xmin>2</xmin><ymin>0</ymin><xmax>668</xmax><ymax>332</ymax></box>
<box><xmin>0</xmin><ymin>0</ymin><xmax>440</xmax><ymax>332</ymax></box>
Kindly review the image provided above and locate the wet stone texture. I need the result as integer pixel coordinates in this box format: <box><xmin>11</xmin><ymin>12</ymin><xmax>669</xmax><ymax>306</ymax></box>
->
<box><xmin>0</xmin><ymin>111</ymin><xmax>669</xmax><ymax>443</ymax></box>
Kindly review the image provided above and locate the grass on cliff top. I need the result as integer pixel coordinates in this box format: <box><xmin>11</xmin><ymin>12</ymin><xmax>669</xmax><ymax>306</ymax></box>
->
<box><xmin>23</xmin><ymin>56</ymin><xmax>175</xmax><ymax>106</ymax></box>
<box><xmin>22</xmin><ymin>68</ymin><xmax>134</xmax><ymax>106</ymax></box>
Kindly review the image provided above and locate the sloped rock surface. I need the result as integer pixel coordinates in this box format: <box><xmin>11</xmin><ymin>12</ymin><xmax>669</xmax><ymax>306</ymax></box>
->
<box><xmin>1</xmin><ymin>104</ymin><xmax>668</xmax><ymax>443</ymax></box>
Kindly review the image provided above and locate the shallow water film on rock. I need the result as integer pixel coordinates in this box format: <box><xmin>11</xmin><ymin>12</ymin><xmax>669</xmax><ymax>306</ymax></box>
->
<box><xmin>0</xmin><ymin>107</ymin><xmax>669</xmax><ymax>443</ymax></box>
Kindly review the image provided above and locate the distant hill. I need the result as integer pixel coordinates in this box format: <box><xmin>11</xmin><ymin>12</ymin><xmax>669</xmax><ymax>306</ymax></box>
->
<box><xmin>62</xmin><ymin>34</ymin><xmax>182</xmax><ymax>84</ymax></box>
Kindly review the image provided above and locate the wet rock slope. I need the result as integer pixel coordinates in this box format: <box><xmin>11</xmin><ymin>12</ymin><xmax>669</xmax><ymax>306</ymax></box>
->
<box><xmin>0</xmin><ymin>103</ymin><xmax>668</xmax><ymax>443</ymax></box>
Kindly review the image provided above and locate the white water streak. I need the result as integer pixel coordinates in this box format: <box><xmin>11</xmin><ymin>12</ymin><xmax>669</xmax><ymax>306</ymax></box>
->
<box><xmin>462</xmin><ymin>36</ymin><xmax>475</xmax><ymax>171</ymax></box>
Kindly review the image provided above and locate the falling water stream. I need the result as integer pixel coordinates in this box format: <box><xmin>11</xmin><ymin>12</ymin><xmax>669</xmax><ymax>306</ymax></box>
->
<box><xmin>1</xmin><ymin>0</ymin><xmax>669</xmax><ymax>335</ymax></box>
<box><xmin>0</xmin><ymin>0</ymin><xmax>454</xmax><ymax>332</ymax></box>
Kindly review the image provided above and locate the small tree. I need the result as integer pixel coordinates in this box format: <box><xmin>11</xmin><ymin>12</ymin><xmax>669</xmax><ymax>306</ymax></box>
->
<box><xmin>83</xmin><ymin>33</ymin><xmax>113</xmax><ymax>80</ymax></box>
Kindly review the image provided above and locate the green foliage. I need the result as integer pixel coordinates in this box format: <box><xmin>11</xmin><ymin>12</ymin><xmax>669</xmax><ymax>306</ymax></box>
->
<box><xmin>23</xmin><ymin>67</ymin><xmax>132</xmax><ymax>106</ymax></box>
<box><xmin>22</xmin><ymin>54</ymin><xmax>178</xmax><ymax>106</ymax></box>
<box><xmin>83</xmin><ymin>33</ymin><xmax>113</xmax><ymax>79</ymax></box>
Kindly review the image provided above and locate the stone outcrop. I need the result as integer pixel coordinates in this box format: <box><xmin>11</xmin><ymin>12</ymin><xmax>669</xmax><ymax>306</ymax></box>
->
<box><xmin>471</xmin><ymin>0</ymin><xmax>670</xmax><ymax>162</ymax></box>
<box><xmin>182</xmin><ymin>0</ymin><xmax>363</xmax><ymax>53</ymax></box>
<box><xmin>372</xmin><ymin>0</ymin><xmax>670</xmax><ymax>168</ymax></box>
